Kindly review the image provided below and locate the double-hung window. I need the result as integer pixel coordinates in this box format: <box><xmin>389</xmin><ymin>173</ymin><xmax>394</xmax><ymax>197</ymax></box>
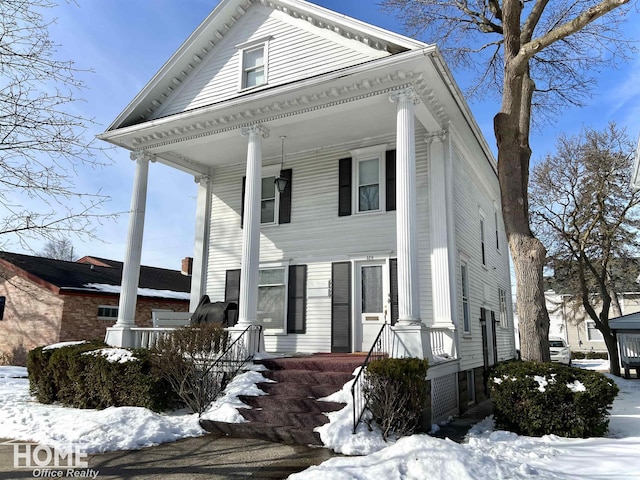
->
<box><xmin>479</xmin><ymin>211</ymin><xmax>486</xmax><ymax>266</ymax></box>
<box><xmin>498</xmin><ymin>287</ymin><xmax>508</xmax><ymax>327</ymax></box>
<box><xmin>237</xmin><ymin>37</ymin><xmax>270</xmax><ymax>90</ymax></box>
<box><xmin>586</xmin><ymin>320</ymin><xmax>603</xmax><ymax>341</ymax></box>
<box><xmin>351</xmin><ymin>145</ymin><xmax>387</xmax><ymax>214</ymax></box>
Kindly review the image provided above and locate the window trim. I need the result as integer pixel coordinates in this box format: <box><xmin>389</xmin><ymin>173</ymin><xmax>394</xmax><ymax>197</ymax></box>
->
<box><xmin>97</xmin><ymin>305</ymin><xmax>118</xmax><ymax>320</ymax></box>
<box><xmin>237</xmin><ymin>36</ymin><xmax>271</xmax><ymax>91</ymax></box>
<box><xmin>257</xmin><ymin>263</ymin><xmax>289</xmax><ymax>335</ymax></box>
<box><xmin>479</xmin><ymin>209</ymin><xmax>487</xmax><ymax>267</ymax></box>
<box><xmin>350</xmin><ymin>144</ymin><xmax>387</xmax><ymax>214</ymax></box>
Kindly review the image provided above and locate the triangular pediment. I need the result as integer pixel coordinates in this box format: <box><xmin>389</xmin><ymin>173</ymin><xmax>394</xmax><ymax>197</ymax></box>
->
<box><xmin>108</xmin><ymin>0</ymin><xmax>428</xmax><ymax>130</ymax></box>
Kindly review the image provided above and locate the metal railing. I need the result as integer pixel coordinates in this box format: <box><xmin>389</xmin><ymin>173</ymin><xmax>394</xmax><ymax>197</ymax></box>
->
<box><xmin>351</xmin><ymin>322</ymin><xmax>391</xmax><ymax>434</ymax></box>
<box><xmin>210</xmin><ymin>324</ymin><xmax>263</xmax><ymax>375</ymax></box>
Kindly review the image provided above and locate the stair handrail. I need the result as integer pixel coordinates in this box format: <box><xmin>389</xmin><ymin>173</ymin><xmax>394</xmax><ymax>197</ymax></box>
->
<box><xmin>210</xmin><ymin>324</ymin><xmax>263</xmax><ymax>375</ymax></box>
<box><xmin>351</xmin><ymin>322</ymin><xmax>390</xmax><ymax>434</ymax></box>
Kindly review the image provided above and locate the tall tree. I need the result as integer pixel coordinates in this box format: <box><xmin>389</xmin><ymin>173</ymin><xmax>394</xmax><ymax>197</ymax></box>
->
<box><xmin>0</xmin><ymin>0</ymin><xmax>114</xmax><ymax>251</ymax></box>
<box><xmin>40</xmin><ymin>237</ymin><xmax>75</xmax><ymax>261</ymax></box>
<box><xmin>382</xmin><ymin>0</ymin><xmax>634</xmax><ymax>360</ymax></box>
<box><xmin>530</xmin><ymin>123</ymin><xmax>640</xmax><ymax>376</ymax></box>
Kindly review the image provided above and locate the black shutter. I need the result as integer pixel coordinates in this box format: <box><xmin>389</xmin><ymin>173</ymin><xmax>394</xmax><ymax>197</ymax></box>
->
<box><xmin>389</xmin><ymin>258</ymin><xmax>398</xmax><ymax>325</ymax></box>
<box><xmin>225</xmin><ymin>269</ymin><xmax>241</xmax><ymax>326</ymax></box>
<box><xmin>287</xmin><ymin>265</ymin><xmax>306</xmax><ymax>333</ymax></box>
<box><xmin>0</xmin><ymin>296</ymin><xmax>5</xmax><ymax>320</ymax></box>
<box><xmin>386</xmin><ymin>149</ymin><xmax>396</xmax><ymax>211</ymax></box>
<box><xmin>240</xmin><ymin>177</ymin><xmax>246</xmax><ymax>228</ymax></box>
<box><xmin>491</xmin><ymin>310</ymin><xmax>498</xmax><ymax>365</ymax></box>
<box><xmin>338</xmin><ymin>158</ymin><xmax>352</xmax><ymax>217</ymax></box>
<box><xmin>278</xmin><ymin>169</ymin><xmax>292</xmax><ymax>224</ymax></box>
<box><xmin>331</xmin><ymin>261</ymin><xmax>351</xmax><ymax>352</ymax></box>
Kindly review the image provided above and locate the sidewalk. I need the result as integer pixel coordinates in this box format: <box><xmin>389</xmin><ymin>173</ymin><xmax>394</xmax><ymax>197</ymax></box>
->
<box><xmin>0</xmin><ymin>401</ymin><xmax>493</xmax><ymax>480</ymax></box>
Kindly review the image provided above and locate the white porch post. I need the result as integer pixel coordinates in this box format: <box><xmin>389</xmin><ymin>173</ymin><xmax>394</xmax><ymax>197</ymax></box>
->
<box><xmin>105</xmin><ymin>151</ymin><xmax>151</xmax><ymax>348</ymax></box>
<box><xmin>389</xmin><ymin>87</ymin><xmax>432</xmax><ymax>360</ymax></box>
<box><xmin>189</xmin><ymin>174</ymin><xmax>212</xmax><ymax>311</ymax></box>
<box><xmin>237</xmin><ymin>124</ymin><xmax>269</xmax><ymax>327</ymax></box>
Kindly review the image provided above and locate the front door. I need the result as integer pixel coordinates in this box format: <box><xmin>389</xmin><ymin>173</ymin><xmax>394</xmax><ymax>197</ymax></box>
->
<box><xmin>356</xmin><ymin>260</ymin><xmax>389</xmax><ymax>352</ymax></box>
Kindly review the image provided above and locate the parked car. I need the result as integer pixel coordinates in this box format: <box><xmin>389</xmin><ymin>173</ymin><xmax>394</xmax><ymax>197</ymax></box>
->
<box><xmin>549</xmin><ymin>337</ymin><xmax>572</xmax><ymax>365</ymax></box>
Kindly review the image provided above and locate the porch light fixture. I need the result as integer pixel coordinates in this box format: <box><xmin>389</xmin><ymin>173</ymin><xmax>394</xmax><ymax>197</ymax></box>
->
<box><xmin>274</xmin><ymin>135</ymin><xmax>288</xmax><ymax>193</ymax></box>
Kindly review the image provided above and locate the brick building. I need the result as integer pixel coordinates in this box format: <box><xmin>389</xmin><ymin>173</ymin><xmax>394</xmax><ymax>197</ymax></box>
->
<box><xmin>0</xmin><ymin>252</ymin><xmax>192</xmax><ymax>365</ymax></box>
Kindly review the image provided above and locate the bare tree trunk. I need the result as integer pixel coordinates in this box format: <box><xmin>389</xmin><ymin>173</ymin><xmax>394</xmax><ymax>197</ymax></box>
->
<box><xmin>603</xmin><ymin>332</ymin><xmax>621</xmax><ymax>377</ymax></box>
<box><xmin>495</xmin><ymin>0</ymin><xmax>551</xmax><ymax>361</ymax></box>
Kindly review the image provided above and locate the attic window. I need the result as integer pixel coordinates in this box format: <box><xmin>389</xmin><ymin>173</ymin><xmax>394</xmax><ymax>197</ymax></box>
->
<box><xmin>237</xmin><ymin>37</ymin><xmax>271</xmax><ymax>90</ymax></box>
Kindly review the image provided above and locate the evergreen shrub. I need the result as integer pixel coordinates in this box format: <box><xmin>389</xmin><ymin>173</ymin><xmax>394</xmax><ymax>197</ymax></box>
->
<box><xmin>489</xmin><ymin>361</ymin><xmax>618</xmax><ymax>437</ymax></box>
<box><xmin>364</xmin><ymin>357</ymin><xmax>429</xmax><ymax>440</ymax></box>
<box><xmin>27</xmin><ymin>341</ymin><xmax>177</xmax><ymax>411</ymax></box>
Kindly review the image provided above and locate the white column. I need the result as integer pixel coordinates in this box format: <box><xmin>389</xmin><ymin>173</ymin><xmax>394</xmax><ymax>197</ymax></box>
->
<box><xmin>237</xmin><ymin>124</ymin><xmax>269</xmax><ymax>326</ymax></box>
<box><xmin>105</xmin><ymin>151</ymin><xmax>151</xmax><ymax>347</ymax></box>
<box><xmin>429</xmin><ymin>132</ymin><xmax>454</xmax><ymax>326</ymax></box>
<box><xmin>390</xmin><ymin>87</ymin><xmax>421</xmax><ymax>324</ymax></box>
<box><xmin>389</xmin><ymin>87</ymin><xmax>432</xmax><ymax>360</ymax></box>
<box><xmin>190</xmin><ymin>174</ymin><xmax>212</xmax><ymax>311</ymax></box>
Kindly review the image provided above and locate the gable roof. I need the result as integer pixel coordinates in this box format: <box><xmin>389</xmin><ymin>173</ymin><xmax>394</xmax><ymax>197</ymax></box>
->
<box><xmin>0</xmin><ymin>252</ymin><xmax>191</xmax><ymax>298</ymax></box>
<box><xmin>107</xmin><ymin>0</ymin><xmax>428</xmax><ymax>130</ymax></box>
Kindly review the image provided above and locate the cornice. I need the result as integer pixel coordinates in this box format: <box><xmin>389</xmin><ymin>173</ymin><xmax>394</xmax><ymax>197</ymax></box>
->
<box><xmin>130</xmin><ymin>69</ymin><xmax>447</xmax><ymax>152</ymax></box>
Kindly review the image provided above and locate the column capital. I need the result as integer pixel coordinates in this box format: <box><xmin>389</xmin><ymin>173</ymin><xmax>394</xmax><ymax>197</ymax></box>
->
<box><xmin>241</xmin><ymin>124</ymin><xmax>270</xmax><ymax>139</ymax></box>
<box><xmin>389</xmin><ymin>87</ymin><xmax>420</xmax><ymax>105</ymax></box>
<box><xmin>424</xmin><ymin>130</ymin><xmax>448</xmax><ymax>145</ymax></box>
<box><xmin>129</xmin><ymin>151</ymin><xmax>155</xmax><ymax>163</ymax></box>
<box><xmin>194</xmin><ymin>174</ymin><xmax>210</xmax><ymax>186</ymax></box>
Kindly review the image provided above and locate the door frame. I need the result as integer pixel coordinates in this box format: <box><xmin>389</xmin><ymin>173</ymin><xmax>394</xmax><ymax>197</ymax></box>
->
<box><xmin>353</xmin><ymin>257</ymin><xmax>390</xmax><ymax>352</ymax></box>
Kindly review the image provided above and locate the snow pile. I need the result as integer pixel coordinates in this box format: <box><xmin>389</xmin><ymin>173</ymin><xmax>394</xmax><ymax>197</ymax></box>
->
<box><xmin>83</xmin><ymin>348</ymin><xmax>135</xmax><ymax>363</ymax></box>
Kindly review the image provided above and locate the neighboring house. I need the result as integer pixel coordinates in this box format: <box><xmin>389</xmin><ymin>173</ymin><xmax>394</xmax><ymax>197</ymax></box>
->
<box><xmin>544</xmin><ymin>290</ymin><xmax>640</xmax><ymax>354</ymax></box>
<box><xmin>0</xmin><ymin>252</ymin><xmax>191</xmax><ymax>365</ymax></box>
<box><xmin>99</xmin><ymin>0</ymin><xmax>516</xmax><ymax>416</ymax></box>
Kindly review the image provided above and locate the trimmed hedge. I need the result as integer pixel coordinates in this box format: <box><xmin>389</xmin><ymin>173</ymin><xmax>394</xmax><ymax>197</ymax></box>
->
<box><xmin>571</xmin><ymin>351</ymin><xmax>609</xmax><ymax>360</ymax></box>
<box><xmin>27</xmin><ymin>342</ymin><xmax>178</xmax><ymax>411</ymax></box>
<box><xmin>364</xmin><ymin>357</ymin><xmax>429</xmax><ymax>440</ymax></box>
<box><xmin>489</xmin><ymin>361</ymin><xmax>618</xmax><ymax>437</ymax></box>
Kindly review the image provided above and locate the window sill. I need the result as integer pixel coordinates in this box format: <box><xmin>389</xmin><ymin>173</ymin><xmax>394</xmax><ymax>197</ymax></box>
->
<box><xmin>462</xmin><ymin>333</ymin><xmax>472</xmax><ymax>339</ymax></box>
<box><xmin>238</xmin><ymin>83</ymin><xmax>268</xmax><ymax>94</ymax></box>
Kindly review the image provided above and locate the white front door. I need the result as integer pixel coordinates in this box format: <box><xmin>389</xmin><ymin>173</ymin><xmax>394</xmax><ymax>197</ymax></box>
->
<box><xmin>355</xmin><ymin>260</ymin><xmax>389</xmax><ymax>352</ymax></box>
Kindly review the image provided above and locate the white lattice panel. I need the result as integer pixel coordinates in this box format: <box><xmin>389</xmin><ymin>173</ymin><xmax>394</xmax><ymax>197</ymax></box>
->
<box><xmin>431</xmin><ymin>373</ymin><xmax>458</xmax><ymax>422</ymax></box>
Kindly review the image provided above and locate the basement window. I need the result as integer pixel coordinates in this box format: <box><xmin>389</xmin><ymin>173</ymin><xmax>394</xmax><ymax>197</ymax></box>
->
<box><xmin>98</xmin><ymin>305</ymin><xmax>118</xmax><ymax>320</ymax></box>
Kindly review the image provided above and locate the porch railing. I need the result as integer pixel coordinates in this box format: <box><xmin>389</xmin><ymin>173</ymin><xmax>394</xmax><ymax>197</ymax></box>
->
<box><xmin>351</xmin><ymin>322</ymin><xmax>391</xmax><ymax>434</ymax></box>
<box><xmin>430</xmin><ymin>326</ymin><xmax>457</xmax><ymax>360</ymax></box>
<box><xmin>131</xmin><ymin>327</ymin><xmax>176</xmax><ymax>349</ymax></box>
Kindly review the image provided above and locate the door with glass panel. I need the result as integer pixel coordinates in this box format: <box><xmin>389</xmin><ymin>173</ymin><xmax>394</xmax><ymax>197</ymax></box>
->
<box><xmin>356</xmin><ymin>260</ymin><xmax>389</xmax><ymax>352</ymax></box>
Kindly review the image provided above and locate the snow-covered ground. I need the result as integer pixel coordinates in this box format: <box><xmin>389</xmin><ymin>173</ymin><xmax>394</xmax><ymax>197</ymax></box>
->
<box><xmin>1</xmin><ymin>359</ymin><xmax>639</xmax><ymax>479</ymax></box>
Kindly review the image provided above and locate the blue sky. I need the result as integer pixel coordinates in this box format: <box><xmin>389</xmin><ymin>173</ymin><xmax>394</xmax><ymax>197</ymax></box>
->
<box><xmin>20</xmin><ymin>0</ymin><xmax>640</xmax><ymax>269</ymax></box>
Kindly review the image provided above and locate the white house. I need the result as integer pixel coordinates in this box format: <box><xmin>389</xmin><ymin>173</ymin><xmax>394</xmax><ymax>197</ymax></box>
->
<box><xmin>99</xmin><ymin>0</ymin><xmax>516</xmax><ymax>413</ymax></box>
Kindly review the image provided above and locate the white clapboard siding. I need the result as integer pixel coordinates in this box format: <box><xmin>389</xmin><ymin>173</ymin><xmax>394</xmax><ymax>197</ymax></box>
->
<box><xmin>204</xmin><ymin>129</ymin><xmax>437</xmax><ymax>349</ymax></box>
<box><xmin>154</xmin><ymin>5</ymin><xmax>388</xmax><ymax>119</ymax></box>
<box><xmin>451</xmin><ymin>141</ymin><xmax>514</xmax><ymax>370</ymax></box>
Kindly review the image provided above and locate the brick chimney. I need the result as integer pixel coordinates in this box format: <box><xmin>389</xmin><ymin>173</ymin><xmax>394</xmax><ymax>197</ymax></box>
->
<box><xmin>181</xmin><ymin>257</ymin><xmax>193</xmax><ymax>276</ymax></box>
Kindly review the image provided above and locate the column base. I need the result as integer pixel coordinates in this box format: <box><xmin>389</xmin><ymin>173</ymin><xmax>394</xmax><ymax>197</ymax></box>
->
<box><xmin>391</xmin><ymin>322</ymin><xmax>433</xmax><ymax>361</ymax></box>
<box><xmin>104</xmin><ymin>325</ymin><xmax>135</xmax><ymax>348</ymax></box>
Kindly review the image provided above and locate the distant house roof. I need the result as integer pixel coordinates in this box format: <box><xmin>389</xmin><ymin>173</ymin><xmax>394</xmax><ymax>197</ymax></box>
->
<box><xmin>610</xmin><ymin>313</ymin><xmax>640</xmax><ymax>332</ymax></box>
<box><xmin>0</xmin><ymin>252</ymin><xmax>191</xmax><ymax>299</ymax></box>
